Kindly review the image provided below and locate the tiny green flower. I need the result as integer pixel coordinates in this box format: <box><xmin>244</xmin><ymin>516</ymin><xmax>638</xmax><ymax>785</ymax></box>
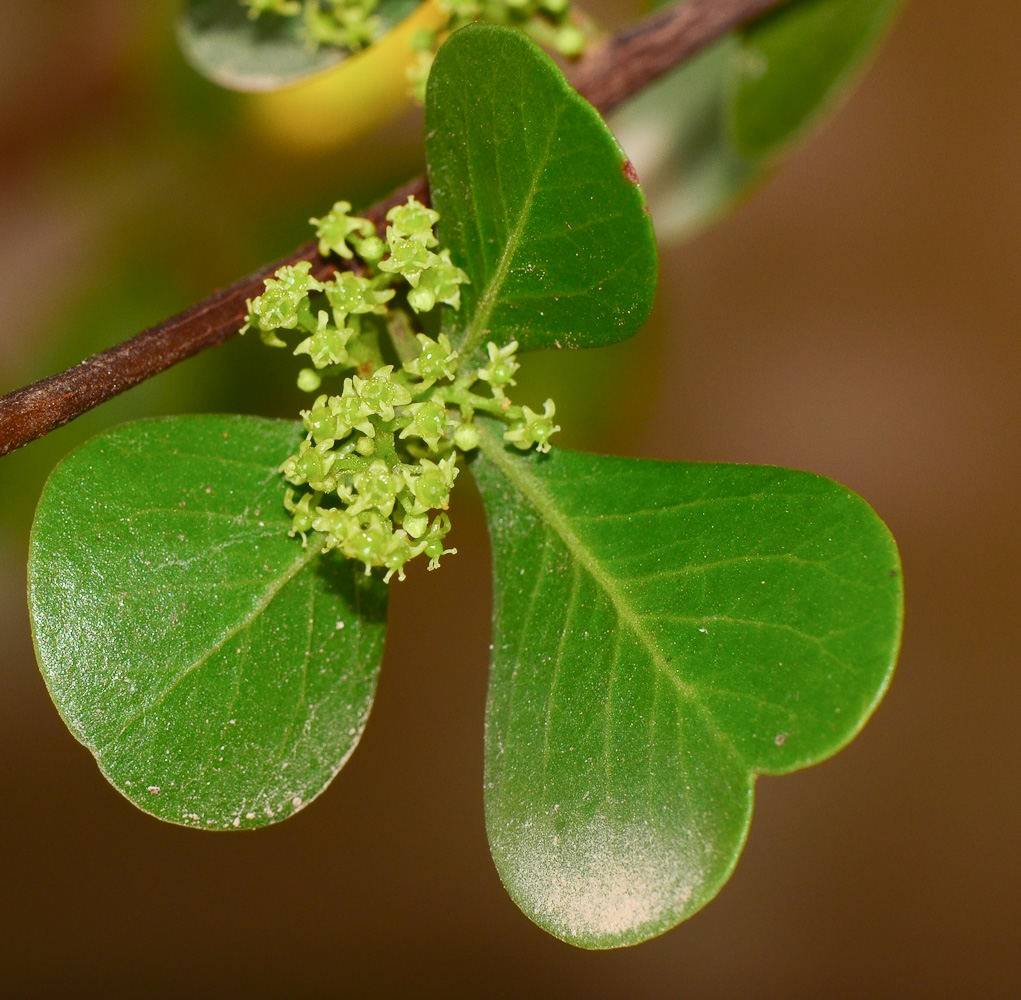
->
<box><xmin>403</xmin><ymin>455</ymin><xmax>458</xmax><ymax>514</ymax></box>
<box><xmin>310</xmin><ymin>201</ymin><xmax>376</xmax><ymax>259</ymax></box>
<box><xmin>478</xmin><ymin>340</ymin><xmax>520</xmax><ymax>389</ymax></box>
<box><xmin>411</xmin><ymin>513</ymin><xmax>456</xmax><ymax>571</ymax></box>
<box><xmin>313</xmin><ymin>507</ymin><xmax>356</xmax><ymax>553</ymax></box>
<box><xmin>284</xmin><ymin>488</ymin><xmax>321</xmax><ymax>543</ymax></box>
<box><xmin>242</xmin><ymin>261</ymin><xmax>323</xmax><ymax>343</ymax></box>
<box><xmin>334</xmin><ymin>384</ymin><xmax>377</xmax><ymax>437</ymax></box>
<box><xmin>406</xmin><ymin>250</ymin><xmax>470</xmax><ymax>313</ymax></box>
<box><xmin>354</xmin><ymin>365</ymin><xmax>413</xmax><ymax>421</ymax></box>
<box><xmin>399</xmin><ymin>398</ymin><xmax>449</xmax><ymax>450</ymax></box>
<box><xmin>385</xmin><ymin>196</ymin><xmax>439</xmax><ymax>247</ymax></box>
<box><xmin>301</xmin><ymin>394</ymin><xmax>344</xmax><ymax>444</ymax></box>
<box><xmin>326</xmin><ymin>272</ymin><xmax>394</xmax><ymax>323</ymax></box>
<box><xmin>377</xmin><ymin>233</ymin><xmax>439</xmax><ymax>288</ymax></box>
<box><xmin>294</xmin><ymin>312</ymin><xmax>356</xmax><ymax>369</ymax></box>
<box><xmin>275</xmin><ymin>262</ymin><xmax>325</xmax><ymax>297</ymax></box>
<box><xmin>281</xmin><ymin>439</ymin><xmax>338</xmax><ymax>492</ymax></box>
<box><xmin>345</xmin><ymin>513</ymin><xmax>393</xmax><ymax>574</ymax></box>
<box><xmin>504</xmin><ymin>399</ymin><xmax>560</xmax><ymax>453</ymax></box>
<box><xmin>381</xmin><ymin>531</ymin><xmax>414</xmax><ymax>583</ymax></box>
<box><xmin>402</xmin><ymin>333</ymin><xmax>459</xmax><ymax>385</ymax></box>
<box><xmin>349</xmin><ymin>460</ymin><xmax>402</xmax><ymax>517</ymax></box>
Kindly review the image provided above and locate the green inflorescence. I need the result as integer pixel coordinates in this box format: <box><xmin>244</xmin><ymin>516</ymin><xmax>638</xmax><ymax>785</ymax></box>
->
<box><xmin>240</xmin><ymin>0</ymin><xmax>589</xmax><ymax>101</ymax></box>
<box><xmin>242</xmin><ymin>196</ymin><xmax>560</xmax><ymax>582</ymax></box>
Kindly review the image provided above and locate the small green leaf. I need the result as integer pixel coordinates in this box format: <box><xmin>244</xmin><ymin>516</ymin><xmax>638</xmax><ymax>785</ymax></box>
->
<box><xmin>425</xmin><ymin>25</ymin><xmax>658</xmax><ymax>361</ymax></box>
<box><xmin>177</xmin><ymin>0</ymin><xmax>422</xmax><ymax>92</ymax></box>
<box><xmin>28</xmin><ymin>416</ymin><xmax>388</xmax><ymax>829</ymax></box>
<box><xmin>473</xmin><ymin>427</ymin><xmax>901</xmax><ymax>947</ymax></box>
<box><xmin>731</xmin><ymin>0</ymin><xmax>903</xmax><ymax>157</ymax></box>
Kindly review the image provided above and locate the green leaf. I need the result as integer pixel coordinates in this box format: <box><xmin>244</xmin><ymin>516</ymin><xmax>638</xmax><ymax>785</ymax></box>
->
<box><xmin>425</xmin><ymin>25</ymin><xmax>658</xmax><ymax>361</ymax></box>
<box><xmin>472</xmin><ymin>426</ymin><xmax>902</xmax><ymax>948</ymax></box>
<box><xmin>28</xmin><ymin>415</ymin><xmax>388</xmax><ymax>829</ymax></box>
<box><xmin>731</xmin><ymin>0</ymin><xmax>903</xmax><ymax>157</ymax></box>
<box><xmin>177</xmin><ymin>0</ymin><xmax>422</xmax><ymax>92</ymax></box>
<box><xmin>611</xmin><ymin>0</ymin><xmax>901</xmax><ymax>243</ymax></box>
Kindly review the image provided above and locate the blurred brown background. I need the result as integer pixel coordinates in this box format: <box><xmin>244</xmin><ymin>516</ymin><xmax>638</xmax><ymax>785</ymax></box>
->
<box><xmin>1</xmin><ymin>1</ymin><xmax>1018</xmax><ymax>996</ymax></box>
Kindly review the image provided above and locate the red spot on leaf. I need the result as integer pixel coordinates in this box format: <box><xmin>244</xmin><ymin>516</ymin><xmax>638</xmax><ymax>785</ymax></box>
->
<box><xmin>622</xmin><ymin>159</ymin><xmax>639</xmax><ymax>184</ymax></box>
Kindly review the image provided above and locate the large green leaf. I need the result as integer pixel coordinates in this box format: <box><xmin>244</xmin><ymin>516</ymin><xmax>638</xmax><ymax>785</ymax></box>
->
<box><xmin>28</xmin><ymin>415</ymin><xmax>388</xmax><ymax>829</ymax></box>
<box><xmin>177</xmin><ymin>0</ymin><xmax>422</xmax><ymax>92</ymax></box>
<box><xmin>610</xmin><ymin>0</ymin><xmax>902</xmax><ymax>243</ymax></box>
<box><xmin>473</xmin><ymin>426</ymin><xmax>902</xmax><ymax>947</ymax></box>
<box><xmin>425</xmin><ymin>25</ymin><xmax>658</xmax><ymax>362</ymax></box>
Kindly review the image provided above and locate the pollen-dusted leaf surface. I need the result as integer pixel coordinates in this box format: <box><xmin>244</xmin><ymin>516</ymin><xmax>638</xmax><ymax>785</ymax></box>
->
<box><xmin>425</xmin><ymin>25</ymin><xmax>658</xmax><ymax>361</ymax></box>
<box><xmin>28</xmin><ymin>415</ymin><xmax>387</xmax><ymax>829</ymax></box>
<box><xmin>472</xmin><ymin>429</ymin><xmax>902</xmax><ymax>948</ymax></box>
<box><xmin>177</xmin><ymin>0</ymin><xmax>422</xmax><ymax>92</ymax></box>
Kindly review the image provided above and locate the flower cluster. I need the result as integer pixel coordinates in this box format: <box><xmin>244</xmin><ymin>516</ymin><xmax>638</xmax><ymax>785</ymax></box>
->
<box><xmin>244</xmin><ymin>0</ymin><xmax>380</xmax><ymax>51</ymax></box>
<box><xmin>242</xmin><ymin>196</ymin><xmax>559</xmax><ymax>581</ymax></box>
<box><xmin>241</xmin><ymin>0</ymin><xmax>589</xmax><ymax>102</ymax></box>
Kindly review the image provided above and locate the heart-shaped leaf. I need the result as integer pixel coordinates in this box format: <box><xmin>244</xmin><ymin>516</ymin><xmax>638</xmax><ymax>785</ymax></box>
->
<box><xmin>610</xmin><ymin>0</ymin><xmax>902</xmax><ymax>242</ymax></box>
<box><xmin>177</xmin><ymin>0</ymin><xmax>423</xmax><ymax>92</ymax></box>
<box><xmin>472</xmin><ymin>427</ymin><xmax>902</xmax><ymax>947</ymax></box>
<box><xmin>28</xmin><ymin>415</ymin><xmax>387</xmax><ymax>829</ymax></box>
<box><xmin>425</xmin><ymin>25</ymin><xmax>658</xmax><ymax>362</ymax></box>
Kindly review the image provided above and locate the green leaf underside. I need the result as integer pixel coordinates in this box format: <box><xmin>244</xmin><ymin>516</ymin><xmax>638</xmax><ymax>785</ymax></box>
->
<box><xmin>425</xmin><ymin>25</ymin><xmax>658</xmax><ymax>362</ymax></box>
<box><xmin>28</xmin><ymin>416</ymin><xmax>387</xmax><ymax>829</ymax></box>
<box><xmin>473</xmin><ymin>427</ymin><xmax>901</xmax><ymax>948</ymax></box>
<box><xmin>610</xmin><ymin>0</ymin><xmax>901</xmax><ymax>242</ymax></box>
<box><xmin>731</xmin><ymin>0</ymin><xmax>904</xmax><ymax>157</ymax></box>
<box><xmin>177</xmin><ymin>0</ymin><xmax>422</xmax><ymax>92</ymax></box>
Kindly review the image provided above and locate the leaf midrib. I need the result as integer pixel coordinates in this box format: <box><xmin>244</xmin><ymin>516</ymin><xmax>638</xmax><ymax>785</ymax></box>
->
<box><xmin>455</xmin><ymin>103</ymin><xmax>566</xmax><ymax>360</ymax></box>
<box><xmin>94</xmin><ymin>541</ymin><xmax>322</xmax><ymax>754</ymax></box>
<box><xmin>476</xmin><ymin>428</ymin><xmax>696</xmax><ymax>700</ymax></box>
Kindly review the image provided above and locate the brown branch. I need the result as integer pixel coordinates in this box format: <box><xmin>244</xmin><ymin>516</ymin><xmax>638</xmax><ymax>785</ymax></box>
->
<box><xmin>0</xmin><ymin>0</ymin><xmax>783</xmax><ymax>457</ymax></box>
<box><xmin>572</xmin><ymin>0</ymin><xmax>782</xmax><ymax>113</ymax></box>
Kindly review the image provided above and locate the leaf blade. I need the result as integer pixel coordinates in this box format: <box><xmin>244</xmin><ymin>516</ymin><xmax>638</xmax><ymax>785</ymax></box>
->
<box><xmin>29</xmin><ymin>415</ymin><xmax>388</xmax><ymax>829</ymax></box>
<box><xmin>177</xmin><ymin>0</ymin><xmax>423</xmax><ymax>92</ymax></box>
<box><xmin>473</xmin><ymin>429</ymin><xmax>902</xmax><ymax>946</ymax></box>
<box><xmin>425</xmin><ymin>25</ymin><xmax>658</xmax><ymax>360</ymax></box>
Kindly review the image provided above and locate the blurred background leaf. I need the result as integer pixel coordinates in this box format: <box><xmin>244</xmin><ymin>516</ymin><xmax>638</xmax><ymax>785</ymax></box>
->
<box><xmin>177</xmin><ymin>0</ymin><xmax>424</xmax><ymax>91</ymax></box>
<box><xmin>611</xmin><ymin>0</ymin><xmax>903</xmax><ymax>241</ymax></box>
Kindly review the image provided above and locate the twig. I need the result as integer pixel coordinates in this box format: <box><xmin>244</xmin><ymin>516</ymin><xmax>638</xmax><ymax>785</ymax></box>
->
<box><xmin>0</xmin><ymin>0</ymin><xmax>783</xmax><ymax>457</ymax></box>
<box><xmin>572</xmin><ymin>0</ymin><xmax>781</xmax><ymax>111</ymax></box>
